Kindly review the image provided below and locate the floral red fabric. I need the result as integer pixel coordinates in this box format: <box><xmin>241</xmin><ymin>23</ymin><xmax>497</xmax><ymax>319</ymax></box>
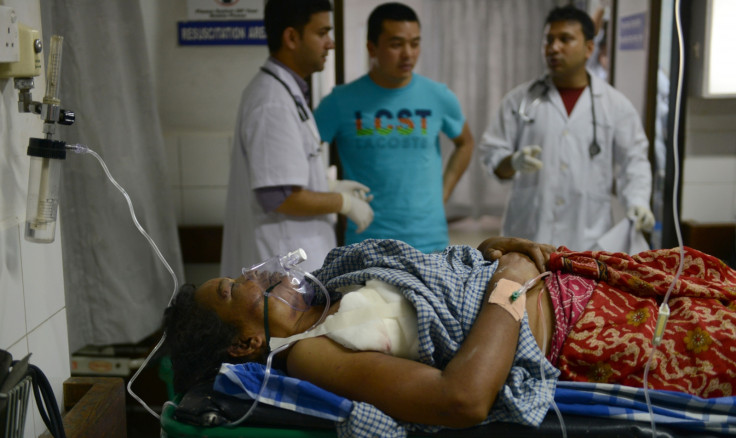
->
<box><xmin>549</xmin><ymin>247</ymin><xmax>736</xmax><ymax>398</ymax></box>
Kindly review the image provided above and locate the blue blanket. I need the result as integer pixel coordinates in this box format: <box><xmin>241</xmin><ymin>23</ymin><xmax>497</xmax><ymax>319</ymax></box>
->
<box><xmin>215</xmin><ymin>363</ymin><xmax>736</xmax><ymax>435</ymax></box>
<box><xmin>555</xmin><ymin>381</ymin><xmax>736</xmax><ymax>435</ymax></box>
<box><xmin>216</xmin><ymin>362</ymin><xmax>353</xmax><ymax>422</ymax></box>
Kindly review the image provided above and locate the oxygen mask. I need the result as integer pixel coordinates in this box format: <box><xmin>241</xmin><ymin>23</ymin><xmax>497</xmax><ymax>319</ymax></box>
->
<box><xmin>242</xmin><ymin>249</ymin><xmax>315</xmax><ymax>311</ymax></box>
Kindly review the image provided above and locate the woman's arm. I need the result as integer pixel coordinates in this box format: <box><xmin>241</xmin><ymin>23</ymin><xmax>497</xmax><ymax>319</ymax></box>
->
<box><xmin>286</xmin><ymin>253</ymin><xmax>541</xmax><ymax>428</ymax></box>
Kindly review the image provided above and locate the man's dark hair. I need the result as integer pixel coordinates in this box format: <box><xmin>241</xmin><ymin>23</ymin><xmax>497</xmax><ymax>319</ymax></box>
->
<box><xmin>264</xmin><ymin>0</ymin><xmax>332</xmax><ymax>53</ymax></box>
<box><xmin>367</xmin><ymin>2</ymin><xmax>420</xmax><ymax>45</ymax></box>
<box><xmin>545</xmin><ymin>5</ymin><xmax>595</xmax><ymax>41</ymax></box>
<box><xmin>163</xmin><ymin>284</ymin><xmax>245</xmax><ymax>395</ymax></box>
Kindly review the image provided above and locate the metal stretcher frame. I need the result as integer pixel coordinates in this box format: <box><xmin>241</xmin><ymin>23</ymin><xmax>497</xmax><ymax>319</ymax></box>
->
<box><xmin>160</xmin><ymin>403</ymin><xmax>335</xmax><ymax>438</ymax></box>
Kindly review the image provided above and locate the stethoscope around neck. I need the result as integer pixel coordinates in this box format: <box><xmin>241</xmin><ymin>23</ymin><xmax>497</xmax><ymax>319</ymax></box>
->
<box><xmin>515</xmin><ymin>74</ymin><xmax>601</xmax><ymax>158</ymax></box>
<box><xmin>260</xmin><ymin>66</ymin><xmax>323</xmax><ymax>155</ymax></box>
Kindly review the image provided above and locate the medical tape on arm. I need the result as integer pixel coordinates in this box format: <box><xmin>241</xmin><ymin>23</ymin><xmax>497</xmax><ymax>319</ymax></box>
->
<box><xmin>269</xmin><ymin>300</ymin><xmax>411</xmax><ymax>350</ymax></box>
<box><xmin>489</xmin><ymin>278</ymin><xmax>526</xmax><ymax>322</ymax></box>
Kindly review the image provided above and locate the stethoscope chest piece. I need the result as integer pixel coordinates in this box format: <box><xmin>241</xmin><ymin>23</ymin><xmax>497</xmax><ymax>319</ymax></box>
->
<box><xmin>589</xmin><ymin>141</ymin><xmax>601</xmax><ymax>158</ymax></box>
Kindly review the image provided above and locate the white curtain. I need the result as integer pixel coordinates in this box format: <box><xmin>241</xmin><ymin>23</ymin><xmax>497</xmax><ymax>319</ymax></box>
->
<box><xmin>42</xmin><ymin>1</ymin><xmax>184</xmax><ymax>352</ymax></box>
<box><xmin>420</xmin><ymin>0</ymin><xmax>556</xmax><ymax>219</ymax></box>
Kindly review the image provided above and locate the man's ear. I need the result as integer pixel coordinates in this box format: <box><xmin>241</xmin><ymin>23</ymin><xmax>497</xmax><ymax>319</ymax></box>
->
<box><xmin>585</xmin><ymin>38</ymin><xmax>595</xmax><ymax>60</ymax></box>
<box><xmin>227</xmin><ymin>336</ymin><xmax>263</xmax><ymax>358</ymax></box>
<box><xmin>283</xmin><ymin>27</ymin><xmax>300</xmax><ymax>50</ymax></box>
<box><xmin>366</xmin><ymin>40</ymin><xmax>377</xmax><ymax>58</ymax></box>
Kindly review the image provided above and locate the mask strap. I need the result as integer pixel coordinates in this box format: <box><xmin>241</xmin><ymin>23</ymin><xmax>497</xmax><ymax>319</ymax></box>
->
<box><xmin>263</xmin><ymin>284</ymin><xmax>276</xmax><ymax>354</ymax></box>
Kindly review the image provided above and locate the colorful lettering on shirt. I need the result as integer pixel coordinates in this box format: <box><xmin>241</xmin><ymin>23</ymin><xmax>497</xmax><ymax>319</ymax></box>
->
<box><xmin>355</xmin><ymin>111</ymin><xmax>373</xmax><ymax>136</ymax></box>
<box><xmin>354</xmin><ymin>109</ymin><xmax>432</xmax><ymax>137</ymax></box>
<box><xmin>354</xmin><ymin>136</ymin><xmax>428</xmax><ymax>149</ymax></box>
<box><xmin>415</xmin><ymin>109</ymin><xmax>431</xmax><ymax>135</ymax></box>
<box><xmin>374</xmin><ymin>109</ymin><xmax>393</xmax><ymax>135</ymax></box>
<box><xmin>396</xmin><ymin>109</ymin><xmax>414</xmax><ymax>135</ymax></box>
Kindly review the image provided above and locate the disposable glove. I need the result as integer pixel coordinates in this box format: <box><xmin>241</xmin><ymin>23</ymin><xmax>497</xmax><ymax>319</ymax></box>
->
<box><xmin>339</xmin><ymin>193</ymin><xmax>374</xmax><ymax>233</ymax></box>
<box><xmin>511</xmin><ymin>145</ymin><xmax>544</xmax><ymax>173</ymax></box>
<box><xmin>329</xmin><ymin>179</ymin><xmax>374</xmax><ymax>202</ymax></box>
<box><xmin>627</xmin><ymin>205</ymin><xmax>655</xmax><ymax>232</ymax></box>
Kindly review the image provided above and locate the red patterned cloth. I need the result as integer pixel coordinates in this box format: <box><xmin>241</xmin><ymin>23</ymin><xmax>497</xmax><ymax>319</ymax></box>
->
<box><xmin>544</xmin><ymin>272</ymin><xmax>596</xmax><ymax>365</ymax></box>
<box><xmin>549</xmin><ymin>246</ymin><xmax>736</xmax><ymax>398</ymax></box>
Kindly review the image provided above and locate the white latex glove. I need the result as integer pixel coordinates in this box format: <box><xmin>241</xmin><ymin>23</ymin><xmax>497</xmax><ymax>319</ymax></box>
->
<box><xmin>627</xmin><ymin>205</ymin><xmax>655</xmax><ymax>232</ymax></box>
<box><xmin>329</xmin><ymin>179</ymin><xmax>374</xmax><ymax>202</ymax></box>
<box><xmin>511</xmin><ymin>145</ymin><xmax>544</xmax><ymax>173</ymax></box>
<box><xmin>339</xmin><ymin>193</ymin><xmax>374</xmax><ymax>233</ymax></box>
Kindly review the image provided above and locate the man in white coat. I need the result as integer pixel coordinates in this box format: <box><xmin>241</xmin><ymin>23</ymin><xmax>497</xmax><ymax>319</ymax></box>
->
<box><xmin>221</xmin><ymin>0</ymin><xmax>374</xmax><ymax>275</ymax></box>
<box><xmin>479</xmin><ymin>5</ymin><xmax>654</xmax><ymax>251</ymax></box>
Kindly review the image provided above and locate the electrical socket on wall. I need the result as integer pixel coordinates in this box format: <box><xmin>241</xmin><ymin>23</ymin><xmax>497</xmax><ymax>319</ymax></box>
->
<box><xmin>0</xmin><ymin>5</ymin><xmax>20</xmax><ymax>63</ymax></box>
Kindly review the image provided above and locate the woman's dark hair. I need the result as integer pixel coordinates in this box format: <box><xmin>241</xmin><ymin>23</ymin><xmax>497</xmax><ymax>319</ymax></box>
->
<box><xmin>264</xmin><ymin>0</ymin><xmax>333</xmax><ymax>53</ymax></box>
<box><xmin>367</xmin><ymin>2</ymin><xmax>420</xmax><ymax>45</ymax></box>
<box><xmin>545</xmin><ymin>5</ymin><xmax>595</xmax><ymax>41</ymax></box>
<box><xmin>162</xmin><ymin>284</ymin><xmax>241</xmax><ymax>395</ymax></box>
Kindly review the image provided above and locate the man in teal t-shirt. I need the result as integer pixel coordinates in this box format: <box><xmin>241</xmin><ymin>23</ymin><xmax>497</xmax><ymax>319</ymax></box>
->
<box><xmin>315</xmin><ymin>2</ymin><xmax>474</xmax><ymax>253</ymax></box>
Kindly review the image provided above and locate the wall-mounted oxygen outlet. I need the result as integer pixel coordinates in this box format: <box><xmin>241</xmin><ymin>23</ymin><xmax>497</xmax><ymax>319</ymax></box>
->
<box><xmin>0</xmin><ymin>5</ymin><xmax>20</xmax><ymax>63</ymax></box>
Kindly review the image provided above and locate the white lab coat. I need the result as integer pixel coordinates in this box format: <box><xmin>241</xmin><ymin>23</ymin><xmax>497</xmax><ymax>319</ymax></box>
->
<box><xmin>480</xmin><ymin>73</ymin><xmax>652</xmax><ymax>251</ymax></box>
<box><xmin>220</xmin><ymin>59</ymin><xmax>336</xmax><ymax>276</ymax></box>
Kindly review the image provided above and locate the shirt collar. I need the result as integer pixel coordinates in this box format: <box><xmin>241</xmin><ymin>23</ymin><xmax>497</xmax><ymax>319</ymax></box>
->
<box><xmin>268</xmin><ymin>56</ymin><xmax>310</xmax><ymax>106</ymax></box>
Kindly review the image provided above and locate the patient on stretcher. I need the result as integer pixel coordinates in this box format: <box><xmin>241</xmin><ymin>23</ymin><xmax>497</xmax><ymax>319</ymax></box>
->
<box><xmin>163</xmin><ymin>236</ymin><xmax>736</xmax><ymax>434</ymax></box>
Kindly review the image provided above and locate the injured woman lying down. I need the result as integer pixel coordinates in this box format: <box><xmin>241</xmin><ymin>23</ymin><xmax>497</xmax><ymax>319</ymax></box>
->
<box><xmin>164</xmin><ymin>237</ymin><xmax>736</xmax><ymax>436</ymax></box>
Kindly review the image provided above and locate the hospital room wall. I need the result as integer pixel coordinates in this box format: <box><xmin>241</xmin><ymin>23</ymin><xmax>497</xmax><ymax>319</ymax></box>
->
<box><xmin>0</xmin><ymin>1</ymin><xmax>71</xmax><ymax>437</ymax></box>
<box><xmin>678</xmin><ymin>0</ymin><xmax>736</xmax><ymax>236</ymax></box>
<box><xmin>679</xmin><ymin>0</ymin><xmax>736</xmax><ymax>225</ymax></box>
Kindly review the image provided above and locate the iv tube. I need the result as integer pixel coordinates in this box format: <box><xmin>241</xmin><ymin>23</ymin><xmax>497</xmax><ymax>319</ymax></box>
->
<box><xmin>65</xmin><ymin>143</ymin><xmax>180</xmax><ymax>419</ymax></box>
<box><xmin>642</xmin><ymin>1</ymin><xmax>687</xmax><ymax>436</ymax></box>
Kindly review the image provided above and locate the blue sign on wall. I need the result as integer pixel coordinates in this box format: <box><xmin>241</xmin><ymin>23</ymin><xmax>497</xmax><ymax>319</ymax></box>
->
<box><xmin>178</xmin><ymin>20</ymin><xmax>266</xmax><ymax>45</ymax></box>
<box><xmin>619</xmin><ymin>13</ymin><xmax>647</xmax><ymax>51</ymax></box>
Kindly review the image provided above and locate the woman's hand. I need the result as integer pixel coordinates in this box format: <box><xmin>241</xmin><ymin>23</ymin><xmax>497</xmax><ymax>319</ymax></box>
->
<box><xmin>478</xmin><ymin>236</ymin><xmax>555</xmax><ymax>272</ymax></box>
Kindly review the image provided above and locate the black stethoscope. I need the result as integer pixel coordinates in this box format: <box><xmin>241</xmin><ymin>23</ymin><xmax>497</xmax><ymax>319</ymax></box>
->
<box><xmin>260</xmin><ymin>66</ymin><xmax>323</xmax><ymax>157</ymax></box>
<box><xmin>515</xmin><ymin>74</ymin><xmax>601</xmax><ymax>158</ymax></box>
<box><xmin>261</xmin><ymin>66</ymin><xmax>310</xmax><ymax>122</ymax></box>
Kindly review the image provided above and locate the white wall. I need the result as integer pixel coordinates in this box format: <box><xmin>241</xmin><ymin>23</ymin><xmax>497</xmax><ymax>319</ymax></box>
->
<box><xmin>681</xmin><ymin>98</ymin><xmax>736</xmax><ymax>223</ymax></box>
<box><xmin>613</xmin><ymin>0</ymin><xmax>650</xmax><ymax>117</ymax></box>
<box><xmin>151</xmin><ymin>0</ymin><xmax>267</xmax><ymax>235</ymax></box>
<box><xmin>679</xmin><ymin>0</ymin><xmax>736</xmax><ymax>224</ymax></box>
<box><xmin>0</xmin><ymin>1</ymin><xmax>70</xmax><ymax>437</ymax></box>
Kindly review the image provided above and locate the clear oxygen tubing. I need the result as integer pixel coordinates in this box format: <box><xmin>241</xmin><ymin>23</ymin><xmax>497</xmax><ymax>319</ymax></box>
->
<box><xmin>65</xmin><ymin>143</ymin><xmax>179</xmax><ymax>420</ymax></box>
<box><xmin>223</xmin><ymin>268</ymin><xmax>331</xmax><ymax>428</ymax></box>
<box><xmin>642</xmin><ymin>0</ymin><xmax>686</xmax><ymax>436</ymax></box>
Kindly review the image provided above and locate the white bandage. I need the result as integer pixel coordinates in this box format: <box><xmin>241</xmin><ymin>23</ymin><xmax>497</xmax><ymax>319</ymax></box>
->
<box><xmin>488</xmin><ymin>278</ymin><xmax>526</xmax><ymax>322</ymax></box>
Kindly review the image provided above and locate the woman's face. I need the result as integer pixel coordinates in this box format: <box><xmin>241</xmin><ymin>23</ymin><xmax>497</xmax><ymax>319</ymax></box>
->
<box><xmin>194</xmin><ymin>275</ymin><xmax>308</xmax><ymax>339</ymax></box>
<box><xmin>194</xmin><ymin>276</ymin><xmax>265</xmax><ymax>333</ymax></box>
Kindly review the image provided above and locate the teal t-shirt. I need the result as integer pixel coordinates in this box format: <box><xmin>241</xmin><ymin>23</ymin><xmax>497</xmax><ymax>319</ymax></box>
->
<box><xmin>315</xmin><ymin>74</ymin><xmax>465</xmax><ymax>252</ymax></box>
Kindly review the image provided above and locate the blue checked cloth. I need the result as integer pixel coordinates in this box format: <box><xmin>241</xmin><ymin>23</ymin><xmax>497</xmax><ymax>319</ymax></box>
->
<box><xmin>215</xmin><ymin>362</ymin><xmax>352</xmax><ymax>421</ymax></box>
<box><xmin>555</xmin><ymin>381</ymin><xmax>736</xmax><ymax>435</ymax></box>
<box><xmin>315</xmin><ymin>239</ymin><xmax>558</xmax><ymax>437</ymax></box>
